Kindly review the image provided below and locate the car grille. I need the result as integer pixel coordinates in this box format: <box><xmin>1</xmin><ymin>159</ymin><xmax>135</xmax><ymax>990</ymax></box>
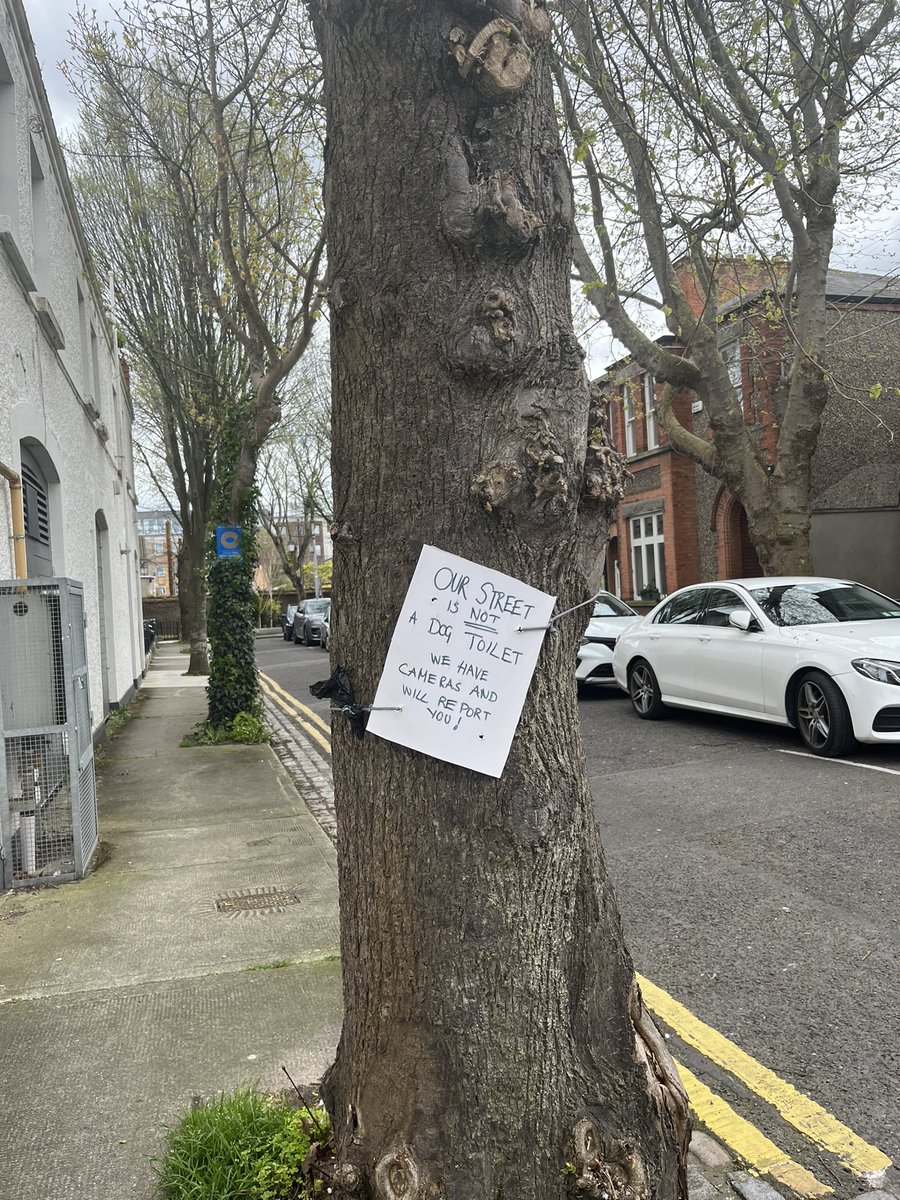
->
<box><xmin>873</xmin><ymin>706</ymin><xmax>900</xmax><ymax>733</ymax></box>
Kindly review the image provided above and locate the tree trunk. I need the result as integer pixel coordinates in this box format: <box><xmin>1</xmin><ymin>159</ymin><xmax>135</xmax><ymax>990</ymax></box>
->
<box><xmin>315</xmin><ymin>4</ymin><xmax>689</xmax><ymax>1198</ymax></box>
<box><xmin>181</xmin><ymin>524</ymin><xmax>209</xmax><ymax>675</ymax></box>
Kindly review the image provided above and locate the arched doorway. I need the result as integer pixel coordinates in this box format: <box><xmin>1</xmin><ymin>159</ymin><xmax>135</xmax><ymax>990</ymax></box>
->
<box><xmin>20</xmin><ymin>441</ymin><xmax>56</xmax><ymax>578</ymax></box>
<box><xmin>714</xmin><ymin>490</ymin><xmax>762</xmax><ymax>578</ymax></box>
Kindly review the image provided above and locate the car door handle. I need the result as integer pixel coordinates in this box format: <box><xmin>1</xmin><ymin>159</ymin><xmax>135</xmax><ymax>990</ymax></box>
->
<box><xmin>648</xmin><ymin>634</ymin><xmax>660</xmax><ymax>640</ymax></box>
<box><xmin>698</xmin><ymin>635</ymin><xmax>712</xmax><ymax>642</ymax></box>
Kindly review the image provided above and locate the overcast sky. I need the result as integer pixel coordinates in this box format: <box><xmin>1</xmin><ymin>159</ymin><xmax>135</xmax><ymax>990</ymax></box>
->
<box><xmin>22</xmin><ymin>0</ymin><xmax>117</xmax><ymax>131</ymax></box>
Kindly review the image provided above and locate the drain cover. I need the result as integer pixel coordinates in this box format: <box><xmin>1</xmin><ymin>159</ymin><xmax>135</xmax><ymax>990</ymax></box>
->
<box><xmin>215</xmin><ymin>887</ymin><xmax>300</xmax><ymax>915</ymax></box>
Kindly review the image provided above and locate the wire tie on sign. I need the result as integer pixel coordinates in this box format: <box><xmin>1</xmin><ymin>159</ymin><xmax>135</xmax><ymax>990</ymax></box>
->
<box><xmin>516</xmin><ymin>590</ymin><xmax>607</xmax><ymax>634</ymax></box>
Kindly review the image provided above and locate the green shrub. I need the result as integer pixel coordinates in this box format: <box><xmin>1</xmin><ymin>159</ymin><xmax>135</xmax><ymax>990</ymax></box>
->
<box><xmin>230</xmin><ymin>711</ymin><xmax>270</xmax><ymax>743</ymax></box>
<box><xmin>181</xmin><ymin>711</ymin><xmax>270</xmax><ymax>747</ymax></box>
<box><xmin>154</xmin><ymin>1086</ymin><xmax>328</xmax><ymax>1200</ymax></box>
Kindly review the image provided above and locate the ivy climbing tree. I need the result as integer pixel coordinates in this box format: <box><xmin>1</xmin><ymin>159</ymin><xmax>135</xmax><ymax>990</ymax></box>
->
<box><xmin>207</xmin><ymin>407</ymin><xmax>260</xmax><ymax>727</ymax></box>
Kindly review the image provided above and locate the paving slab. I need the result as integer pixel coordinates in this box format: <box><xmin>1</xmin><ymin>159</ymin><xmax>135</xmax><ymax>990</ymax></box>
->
<box><xmin>0</xmin><ymin>960</ymin><xmax>341</xmax><ymax>1200</ymax></box>
<box><xmin>0</xmin><ymin>642</ymin><xmax>343</xmax><ymax>1198</ymax></box>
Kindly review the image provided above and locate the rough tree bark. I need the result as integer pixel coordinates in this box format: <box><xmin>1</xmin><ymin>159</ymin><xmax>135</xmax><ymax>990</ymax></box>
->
<box><xmin>179</xmin><ymin>523</ymin><xmax>209</xmax><ymax>674</ymax></box>
<box><xmin>314</xmin><ymin>3</ymin><xmax>690</xmax><ymax>1197</ymax></box>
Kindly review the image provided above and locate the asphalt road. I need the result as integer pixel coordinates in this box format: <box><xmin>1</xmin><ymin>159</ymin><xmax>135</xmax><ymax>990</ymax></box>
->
<box><xmin>257</xmin><ymin>634</ymin><xmax>900</xmax><ymax>1191</ymax></box>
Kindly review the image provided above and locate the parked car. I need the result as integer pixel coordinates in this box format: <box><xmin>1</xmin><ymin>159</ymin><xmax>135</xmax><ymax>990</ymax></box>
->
<box><xmin>320</xmin><ymin>606</ymin><xmax>331</xmax><ymax>651</ymax></box>
<box><xmin>294</xmin><ymin>598</ymin><xmax>331</xmax><ymax>646</ymax></box>
<box><xmin>576</xmin><ymin>593</ymin><xmax>641</xmax><ymax>692</ymax></box>
<box><xmin>282</xmin><ymin>604</ymin><xmax>298</xmax><ymax>641</ymax></box>
<box><xmin>612</xmin><ymin>576</ymin><xmax>900</xmax><ymax>757</ymax></box>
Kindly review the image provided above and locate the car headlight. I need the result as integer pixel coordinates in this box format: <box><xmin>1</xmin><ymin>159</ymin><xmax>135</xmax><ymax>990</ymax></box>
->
<box><xmin>852</xmin><ymin>658</ymin><xmax>900</xmax><ymax>685</ymax></box>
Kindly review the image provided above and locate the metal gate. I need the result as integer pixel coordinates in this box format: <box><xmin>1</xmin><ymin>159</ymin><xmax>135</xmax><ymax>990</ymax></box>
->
<box><xmin>0</xmin><ymin>579</ymin><xmax>98</xmax><ymax>887</ymax></box>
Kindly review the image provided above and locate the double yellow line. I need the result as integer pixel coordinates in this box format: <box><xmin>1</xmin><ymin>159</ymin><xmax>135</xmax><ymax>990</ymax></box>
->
<box><xmin>260</xmin><ymin>671</ymin><xmax>332</xmax><ymax>756</ymax></box>
<box><xmin>638</xmin><ymin>975</ymin><xmax>890</xmax><ymax>1195</ymax></box>
<box><xmin>261</xmin><ymin>670</ymin><xmax>891</xmax><ymax>1196</ymax></box>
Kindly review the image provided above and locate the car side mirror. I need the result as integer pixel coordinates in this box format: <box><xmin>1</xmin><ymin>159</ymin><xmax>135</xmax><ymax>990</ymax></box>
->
<box><xmin>728</xmin><ymin>608</ymin><xmax>753</xmax><ymax>632</ymax></box>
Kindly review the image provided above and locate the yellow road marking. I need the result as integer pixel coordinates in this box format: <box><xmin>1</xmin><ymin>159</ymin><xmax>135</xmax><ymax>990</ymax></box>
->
<box><xmin>260</xmin><ymin>679</ymin><xmax>332</xmax><ymax>756</ymax></box>
<box><xmin>639</xmin><ymin>975</ymin><xmax>891</xmax><ymax>1177</ymax></box>
<box><xmin>260</xmin><ymin>672</ymin><xmax>332</xmax><ymax>735</ymax></box>
<box><xmin>675</xmin><ymin>1059</ymin><xmax>832</xmax><ymax>1197</ymax></box>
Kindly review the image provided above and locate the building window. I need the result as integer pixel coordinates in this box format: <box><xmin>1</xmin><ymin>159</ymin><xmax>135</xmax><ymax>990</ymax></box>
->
<box><xmin>91</xmin><ymin>326</ymin><xmax>102</xmax><ymax>408</ymax></box>
<box><xmin>0</xmin><ymin>45</ymin><xmax>17</xmax><ymax>233</ymax></box>
<box><xmin>623</xmin><ymin>385</ymin><xmax>636</xmax><ymax>457</ymax></box>
<box><xmin>30</xmin><ymin>139</ymin><xmax>48</xmax><ymax>291</ymax></box>
<box><xmin>77</xmin><ymin>281</ymin><xmax>91</xmax><ymax>397</ymax></box>
<box><xmin>631</xmin><ymin>512</ymin><xmax>666</xmax><ymax>597</ymax></box>
<box><xmin>644</xmin><ymin>374</ymin><xmax>658</xmax><ymax>450</ymax></box>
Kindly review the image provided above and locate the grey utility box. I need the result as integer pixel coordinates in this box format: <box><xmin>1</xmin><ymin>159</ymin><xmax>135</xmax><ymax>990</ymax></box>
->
<box><xmin>0</xmin><ymin>579</ymin><xmax>98</xmax><ymax>887</ymax></box>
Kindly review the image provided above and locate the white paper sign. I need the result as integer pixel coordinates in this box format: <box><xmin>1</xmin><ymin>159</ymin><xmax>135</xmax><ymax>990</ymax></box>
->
<box><xmin>367</xmin><ymin>545</ymin><xmax>556</xmax><ymax>777</ymax></box>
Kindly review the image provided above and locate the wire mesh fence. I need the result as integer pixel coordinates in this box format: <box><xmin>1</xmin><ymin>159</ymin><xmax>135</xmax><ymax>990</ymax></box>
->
<box><xmin>0</xmin><ymin>580</ymin><xmax>98</xmax><ymax>886</ymax></box>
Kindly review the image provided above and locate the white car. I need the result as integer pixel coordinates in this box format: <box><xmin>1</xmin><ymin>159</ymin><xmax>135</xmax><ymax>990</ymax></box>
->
<box><xmin>612</xmin><ymin>576</ymin><xmax>900</xmax><ymax>756</ymax></box>
<box><xmin>576</xmin><ymin>593</ymin><xmax>641</xmax><ymax>691</ymax></box>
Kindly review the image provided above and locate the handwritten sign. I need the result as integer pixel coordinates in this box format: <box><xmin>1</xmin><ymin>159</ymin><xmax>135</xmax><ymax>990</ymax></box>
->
<box><xmin>367</xmin><ymin>545</ymin><xmax>555</xmax><ymax>777</ymax></box>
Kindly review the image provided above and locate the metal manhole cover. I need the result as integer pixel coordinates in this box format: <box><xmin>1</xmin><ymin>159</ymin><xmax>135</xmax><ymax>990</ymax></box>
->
<box><xmin>215</xmin><ymin>887</ymin><xmax>300</xmax><ymax>916</ymax></box>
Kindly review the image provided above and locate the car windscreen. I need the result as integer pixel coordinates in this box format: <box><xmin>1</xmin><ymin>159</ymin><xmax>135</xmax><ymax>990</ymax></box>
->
<box><xmin>748</xmin><ymin>582</ymin><xmax>900</xmax><ymax>626</ymax></box>
<box><xmin>306</xmin><ymin>599</ymin><xmax>330</xmax><ymax>614</ymax></box>
<box><xmin>592</xmin><ymin>596</ymin><xmax>634</xmax><ymax>618</ymax></box>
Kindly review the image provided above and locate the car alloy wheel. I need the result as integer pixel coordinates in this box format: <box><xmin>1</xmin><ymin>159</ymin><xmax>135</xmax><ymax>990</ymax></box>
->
<box><xmin>628</xmin><ymin>659</ymin><xmax>665</xmax><ymax>720</ymax></box>
<box><xmin>795</xmin><ymin>672</ymin><xmax>854</xmax><ymax>757</ymax></box>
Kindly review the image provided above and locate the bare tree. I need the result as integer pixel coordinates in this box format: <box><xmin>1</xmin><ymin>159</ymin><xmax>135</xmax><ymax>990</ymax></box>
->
<box><xmin>313</xmin><ymin>2</ymin><xmax>688</xmax><ymax>1196</ymax></box>
<box><xmin>257</xmin><ymin>346</ymin><xmax>332</xmax><ymax>599</ymax></box>
<box><xmin>69</xmin><ymin>0</ymin><xmax>327</xmax><ymax>721</ymax></box>
<box><xmin>555</xmin><ymin>0</ymin><xmax>900</xmax><ymax>572</ymax></box>
<box><xmin>70</xmin><ymin>112</ymin><xmax>249</xmax><ymax>674</ymax></box>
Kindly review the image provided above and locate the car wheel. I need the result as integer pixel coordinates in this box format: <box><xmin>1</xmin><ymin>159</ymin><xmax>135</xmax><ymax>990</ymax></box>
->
<box><xmin>795</xmin><ymin>671</ymin><xmax>855</xmax><ymax>757</ymax></box>
<box><xmin>628</xmin><ymin>659</ymin><xmax>666</xmax><ymax>720</ymax></box>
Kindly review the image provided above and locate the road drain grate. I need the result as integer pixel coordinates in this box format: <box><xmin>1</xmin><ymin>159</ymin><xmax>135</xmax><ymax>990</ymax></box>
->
<box><xmin>215</xmin><ymin>887</ymin><xmax>300</xmax><ymax>915</ymax></box>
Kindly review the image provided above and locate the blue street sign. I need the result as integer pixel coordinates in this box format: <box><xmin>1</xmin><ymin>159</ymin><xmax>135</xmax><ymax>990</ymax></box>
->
<box><xmin>215</xmin><ymin>525</ymin><xmax>242</xmax><ymax>558</ymax></box>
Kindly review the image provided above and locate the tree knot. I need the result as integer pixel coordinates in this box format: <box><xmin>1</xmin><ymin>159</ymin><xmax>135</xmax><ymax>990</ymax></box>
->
<box><xmin>572</xmin><ymin>1121</ymin><xmax>648</xmax><ymax>1200</ymax></box>
<box><xmin>449</xmin><ymin>20</ymin><xmax>532</xmax><ymax>97</ymax></box>
<box><xmin>375</xmin><ymin>1147</ymin><xmax>422</xmax><ymax>1200</ymax></box>
<box><xmin>471</xmin><ymin>459</ymin><xmax>523</xmax><ymax>512</ymax></box>
<box><xmin>525</xmin><ymin>429</ymin><xmax>568</xmax><ymax>502</ymax></box>
<box><xmin>485</xmin><ymin>173</ymin><xmax>542</xmax><ymax>242</ymax></box>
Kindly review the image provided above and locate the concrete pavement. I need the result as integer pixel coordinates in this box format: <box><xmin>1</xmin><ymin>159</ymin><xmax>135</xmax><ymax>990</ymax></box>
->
<box><xmin>0</xmin><ymin>643</ymin><xmax>342</xmax><ymax>1199</ymax></box>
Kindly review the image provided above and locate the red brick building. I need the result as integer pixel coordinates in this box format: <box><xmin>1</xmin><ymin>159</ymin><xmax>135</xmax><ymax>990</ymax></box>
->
<box><xmin>599</xmin><ymin>268</ymin><xmax>900</xmax><ymax>602</ymax></box>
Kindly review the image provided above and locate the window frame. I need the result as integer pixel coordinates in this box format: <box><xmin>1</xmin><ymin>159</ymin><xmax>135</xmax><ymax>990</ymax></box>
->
<box><xmin>644</xmin><ymin>373</ymin><xmax>658</xmax><ymax>450</ymax></box>
<box><xmin>623</xmin><ymin>385</ymin><xmax>636</xmax><ymax>457</ymax></box>
<box><xmin>630</xmin><ymin>511</ymin><xmax>666</xmax><ymax>597</ymax></box>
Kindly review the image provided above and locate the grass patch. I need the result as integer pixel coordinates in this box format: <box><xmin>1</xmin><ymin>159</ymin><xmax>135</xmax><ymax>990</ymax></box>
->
<box><xmin>247</xmin><ymin>959</ymin><xmax>292</xmax><ymax>972</ymax></box>
<box><xmin>154</xmin><ymin>1085</ymin><xmax>329</xmax><ymax>1200</ymax></box>
<box><xmin>106</xmin><ymin>700</ymin><xmax>140</xmax><ymax>738</ymax></box>
<box><xmin>181</xmin><ymin>711</ymin><xmax>271</xmax><ymax>747</ymax></box>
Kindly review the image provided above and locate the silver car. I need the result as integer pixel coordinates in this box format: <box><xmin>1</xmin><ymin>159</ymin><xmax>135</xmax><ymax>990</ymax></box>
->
<box><xmin>294</xmin><ymin>598</ymin><xmax>331</xmax><ymax>646</ymax></box>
